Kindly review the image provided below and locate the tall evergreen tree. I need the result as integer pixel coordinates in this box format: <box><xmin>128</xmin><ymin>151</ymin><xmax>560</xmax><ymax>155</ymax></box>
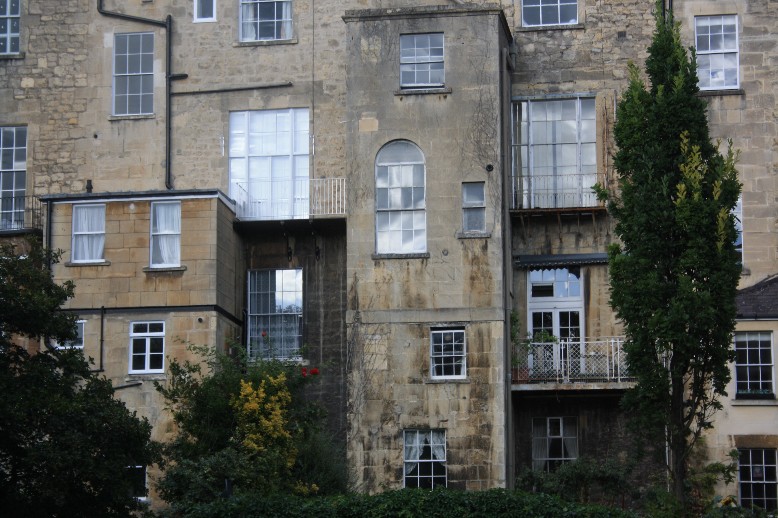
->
<box><xmin>600</xmin><ymin>2</ymin><xmax>741</xmax><ymax>506</ymax></box>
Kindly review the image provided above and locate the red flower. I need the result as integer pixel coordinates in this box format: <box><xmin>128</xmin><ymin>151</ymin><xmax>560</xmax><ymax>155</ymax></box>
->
<box><xmin>301</xmin><ymin>367</ymin><xmax>308</xmax><ymax>377</ymax></box>
<box><xmin>261</xmin><ymin>330</ymin><xmax>267</xmax><ymax>338</ymax></box>
<box><xmin>310</xmin><ymin>368</ymin><xmax>320</xmax><ymax>376</ymax></box>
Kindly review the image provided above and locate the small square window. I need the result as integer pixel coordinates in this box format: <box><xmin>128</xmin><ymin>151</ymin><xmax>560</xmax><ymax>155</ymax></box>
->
<box><xmin>462</xmin><ymin>182</ymin><xmax>485</xmax><ymax>232</ymax></box>
<box><xmin>72</xmin><ymin>204</ymin><xmax>105</xmax><ymax>262</ymax></box>
<box><xmin>129</xmin><ymin>321</ymin><xmax>165</xmax><ymax>374</ymax></box>
<box><xmin>194</xmin><ymin>0</ymin><xmax>216</xmax><ymax>22</ymax></box>
<box><xmin>430</xmin><ymin>329</ymin><xmax>466</xmax><ymax>379</ymax></box>
<box><xmin>55</xmin><ymin>320</ymin><xmax>85</xmax><ymax>349</ymax></box>
<box><xmin>400</xmin><ymin>33</ymin><xmax>444</xmax><ymax>89</ymax></box>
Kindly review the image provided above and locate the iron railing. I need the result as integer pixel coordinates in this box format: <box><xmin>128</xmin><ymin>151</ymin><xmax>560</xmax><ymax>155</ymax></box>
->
<box><xmin>511</xmin><ymin>172</ymin><xmax>604</xmax><ymax>210</ymax></box>
<box><xmin>513</xmin><ymin>337</ymin><xmax>632</xmax><ymax>384</ymax></box>
<box><xmin>0</xmin><ymin>195</ymin><xmax>42</xmax><ymax>231</ymax></box>
<box><xmin>232</xmin><ymin>177</ymin><xmax>346</xmax><ymax>220</ymax></box>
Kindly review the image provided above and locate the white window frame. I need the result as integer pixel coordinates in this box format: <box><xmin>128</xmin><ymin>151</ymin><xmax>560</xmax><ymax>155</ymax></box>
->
<box><xmin>403</xmin><ymin>429</ymin><xmax>447</xmax><ymax>489</ymax></box>
<box><xmin>55</xmin><ymin>320</ymin><xmax>85</xmax><ymax>349</ymax></box>
<box><xmin>695</xmin><ymin>15</ymin><xmax>739</xmax><ymax>91</ymax></box>
<box><xmin>0</xmin><ymin>126</ymin><xmax>26</xmax><ymax>230</ymax></box>
<box><xmin>734</xmin><ymin>332</ymin><xmax>774</xmax><ymax>399</ymax></box>
<box><xmin>194</xmin><ymin>0</ymin><xmax>216</xmax><ymax>22</ymax></box>
<box><xmin>247</xmin><ymin>269</ymin><xmax>303</xmax><ymax>361</ymax></box>
<box><xmin>532</xmin><ymin>416</ymin><xmax>578</xmax><ymax>471</ymax></box>
<box><xmin>229</xmin><ymin>108</ymin><xmax>310</xmax><ymax>220</ymax></box>
<box><xmin>239</xmin><ymin>0</ymin><xmax>292</xmax><ymax>42</ymax></box>
<box><xmin>113</xmin><ymin>32</ymin><xmax>154</xmax><ymax>116</ymax></box>
<box><xmin>71</xmin><ymin>204</ymin><xmax>105</xmax><ymax>263</ymax></box>
<box><xmin>430</xmin><ymin>328</ymin><xmax>466</xmax><ymax>380</ymax></box>
<box><xmin>512</xmin><ymin>97</ymin><xmax>597</xmax><ymax>209</ymax></box>
<box><xmin>400</xmin><ymin>33</ymin><xmax>444</xmax><ymax>89</ymax></box>
<box><xmin>0</xmin><ymin>0</ymin><xmax>20</xmax><ymax>54</ymax></box>
<box><xmin>127</xmin><ymin>465</ymin><xmax>148</xmax><ymax>502</ymax></box>
<box><xmin>149</xmin><ymin>201</ymin><xmax>181</xmax><ymax>268</ymax></box>
<box><xmin>129</xmin><ymin>321</ymin><xmax>165</xmax><ymax>374</ymax></box>
<box><xmin>522</xmin><ymin>0</ymin><xmax>578</xmax><ymax>27</ymax></box>
<box><xmin>738</xmin><ymin>448</ymin><xmax>778</xmax><ymax>512</ymax></box>
<box><xmin>375</xmin><ymin>140</ymin><xmax>427</xmax><ymax>254</ymax></box>
<box><xmin>733</xmin><ymin>195</ymin><xmax>743</xmax><ymax>265</ymax></box>
<box><xmin>462</xmin><ymin>182</ymin><xmax>485</xmax><ymax>233</ymax></box>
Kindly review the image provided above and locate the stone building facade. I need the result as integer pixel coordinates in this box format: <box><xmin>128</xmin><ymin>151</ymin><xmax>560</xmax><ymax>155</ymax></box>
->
<box><xmin>0</xmin><ymin>0</ymin><xmax>776</xmax><ymax>509</ymax></box>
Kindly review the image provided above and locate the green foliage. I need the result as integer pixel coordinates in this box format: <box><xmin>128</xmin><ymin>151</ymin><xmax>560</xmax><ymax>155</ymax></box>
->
<box><xmin>0</xmin><ymin>238</ymin><xmax>76</xmax><ymax>344</ymax></box>
<box><xmin>153</xmin><ymin>488</ymin><xmax>637</xmax><ymax>518</ymax></box>
<box><xmin>603</xmin><ymin>1</ymin><xmax>742</xmax><ymax>507</ymax></box>
<box><xmin>0</xmin><ymin>237</ymin><xmax>160</xmax><ymax>516</ymax></box>
<box><xmin>154</xmin><ymin>342</ymin><xmax>348</xmax><ymax>515</ymax></box>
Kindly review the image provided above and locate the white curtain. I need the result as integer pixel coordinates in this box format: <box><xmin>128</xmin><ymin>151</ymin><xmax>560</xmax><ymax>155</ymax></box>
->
<box><xmin>73</xmin><ymin>205</ymin><xmax>104</xmax><ymax>261</ymax></box>
<box><xmin>280</xmin><ymin>1</ymin><xmax>292</xmax><ymax>39</ymax></box>
<box><xmin>532</xmin><ymin>419</ymin><xmax>547</xmax><ymax>471</ymax></box>
<box><xmin>404</xmin><ymin>432</ymin><xmax>421</xmax><ymax>476</ymax></box>
<box><xmin>563</xmin><ymin>417</ymin><xmax>578</xmax><ymax>459</ymax></box>
<box><xmin>429</xmin><ymin>430</ymin><xmax>446</xmax><ymax>461</ymax></box>
<box><xmin>151</xmin><ymin>202</ymin><xmax>180</xmax><ymax>266</ymax></box>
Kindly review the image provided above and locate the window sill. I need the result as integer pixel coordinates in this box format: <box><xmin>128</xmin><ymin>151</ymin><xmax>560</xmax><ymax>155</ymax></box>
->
<box><xmin>143</xmin><ymin>265</ymin><xmax>187</xmax><ymax>274</ymax></box>
<box><xmin>193</xmin><ymin>18</ymin><xmax>217</xmax><ymax>23</ymax></box>
<box><xmin>0</xmin><ymin>52</ymin><xmax>25</xmax><ymax>60</ymax></box>
<box><xmin>125</xmin><ymin>374</ymin><xmax>166</xmax><ymax>381</ymax></box>
<box><xmin>235</xmin><ymin>37</ymin><xmax>297</xmax><ymax>47</ymax></box>
<box><xmin>731</xmin><ymin>398</ymin><xmax>778</xmax><ymax>406</ymax></box>
<box><xmin>698</xmin><ymin>88</ymin><xmax>744</xmax><ymax>97</ymax></box>
<box><xmin>395</xmin><ymin>87</ymin><xmax>452</xmax><ymax>97</ymax></box>
<box><xmin>457</xmin><ymin>231</ymin><xmax>491</xmax><ymax>239</ymax></box>
<box><xmin>65</xmin><ymin>260</ymin><xmax>111</xmax><ymax>267</ymax></box>
<box><xmin>517</xmin><ymin>23</ymin><xmax>584</xmax><ymax>33</ymax></box>
<box><xmin>109</xmin><ymin>114</ymin><xmax>155</xmax><ymax>121</ymax></box>
<box><xmin>372</xmin><ymin>253</ymin><xmax>430</xmax><ymax>260</ymax></box>
<box><xmin>425</xmin><ymin>377</ymin><xmax>470</xmax><ymax>384</ymax></box>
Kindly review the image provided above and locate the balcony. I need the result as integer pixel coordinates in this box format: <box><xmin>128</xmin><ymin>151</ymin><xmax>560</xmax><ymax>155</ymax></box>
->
<box><xmin>512</xmin><ymin>337</ymin><xmax>633</xmax><ymax>389</ymax></box>
<box><xmin>1</xmin><ymin>195</ymin><xmax>42</xmax><ymax>233</ymax></box>
<box><xmin>232</xmin><ymin>178</ymin><xmax>346</xmax><ymax>221</ymax></box>
<box><xmin>511</xmin><ymin>173</ymin><xmax>604</xmax><ymax>211</ymax></box>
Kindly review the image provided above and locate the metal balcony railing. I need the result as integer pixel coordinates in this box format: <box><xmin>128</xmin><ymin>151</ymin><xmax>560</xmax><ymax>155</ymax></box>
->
<box><xmin>0</xmin><ymin>195</ymin><xmax>42</xmax><ymax>232</ymax></box>
<box><xmin>232</xmin><ymin>178</ymin><xmax>346</xmax><ymax>221</ymax></box>
<box><xmin>512</xmin><ymin>337</ymin><xmax>633</xmax><ymax>385</ymax></box>
<box><xmin>511</xmin><ymin>172</ymin><xmax>604</xmax><ymax>210</ymax></box>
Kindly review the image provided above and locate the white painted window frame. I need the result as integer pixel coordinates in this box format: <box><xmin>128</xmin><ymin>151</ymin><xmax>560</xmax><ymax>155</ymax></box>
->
<box><xmin>430</xmin><ymin>328</ymin><xmax>466</xmax><ymax>380</ymax></box>
<box><xmin>734</xmin><ymin>331</ymin><xmax>774</xmax><ymax>399</ymax></box>
<box><xmin>462</xmin><ymin>182</ymin><xmax>485</xmax><ymax>233</ymax></box>
<box><xmin>531</xmin><ymin>416</ymin><xmax>578</xmax><ymax>471</ymax></box>
<box><xmin>738</xmin><ymin>448</ymin><xmax>778</xmax><ymax>512</ymax></box>
<box><xmin>149</xmin><ymin>200</ymin><xmax>181</xmax><ymax>268</ymax></box>
<box><xmin>695</xmin><ymin>15</ymin><xmax>739</xmax><ymax>91</ymax></box>
<box><xmin>194</xmin><ymin>0</ymin><xmax>216</xmax><ymax>22</ymax></box>
<box><xmin>246</xmin><ymin>268</ymin><xmax>303</xmax><ymax>361</ymax></box>
<box><xmin>403</xmin><ymin>429</ymin><xmax>447</xmax><ymax>489</ymax></box>
<box><xmin>128</xmin><ymin>321</ymin><xmax>165</xmax><ymax>374</ymax></box>
<box><xmin>521</xmin><ymin>0</ymin><xmax>578</xmax><ymax>27</ymax></box>
<box><xmin>399</xmin><ymin>33</ymin><xmax>444</xmax><ymax>89</ymax></box>
<box><xmin>0</xmin><ymin>0</ymin><xmax>21</xmax><ymax>54</ymax></box>
<box><xmin>112</xmin><ymin>32</ymin><xmax>154</xmax><ymax>116</ymax></box>
<box><xmin>55</xmin><ymin>320</ymin><xmax>85</xmax><ymax>349</ymax></box>
<box><xmin>239</xmin><ymin>0</ymin><xmax>292</xmax><ymax>42</ymax></box>
<box><xmin>71</xmin><ymin>204</ymin><xmax>105</xmax><ymax>263</ymax></box>
<box><xmin>0</xmin><ymin>126</ymin><xmax>27</xmax><ymax>230</ymax></box>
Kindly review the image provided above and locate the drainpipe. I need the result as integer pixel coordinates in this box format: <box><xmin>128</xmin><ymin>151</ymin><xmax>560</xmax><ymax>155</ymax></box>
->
<box><xmin>97</xmin><ymin>1</ymin><xmax>185</xmax><ymax>190</ymax></box>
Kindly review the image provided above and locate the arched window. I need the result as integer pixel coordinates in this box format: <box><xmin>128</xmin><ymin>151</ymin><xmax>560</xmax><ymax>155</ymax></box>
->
<box><xmin>375</xmin><ymin>141</ymin><xmax>426</xmax><ymax>254</ymax></box>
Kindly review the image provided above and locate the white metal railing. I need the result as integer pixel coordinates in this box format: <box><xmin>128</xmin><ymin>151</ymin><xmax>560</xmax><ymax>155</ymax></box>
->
<box><xmin>513</xmin><ymin>337</ymin><xmax>632</xmax><ymax>384</ymax></box>
<box><xmin>232</xmin><ymin>178</ymin><xmax>346</xmax><ymax>221</ymax></box>
<box><xmin>511</xmin><ymin>173</ymin><xmax>604</xmax><ymax>210</ymax></box>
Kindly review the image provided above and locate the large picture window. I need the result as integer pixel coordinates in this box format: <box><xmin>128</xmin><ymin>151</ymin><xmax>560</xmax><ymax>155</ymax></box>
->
<box><xmin>739</xmin><ymin>449</ymin><xmax>778</xmax><ymax>511</ymax></box>
<box><xmin>0</xmin><ymin>126</ymin><xmax>26</xmax><ymax>230</ymax></box>
<box><xmin>229</xmin><ymin>108</ymin><xmax>309</xmax><ymax>220</ymax></box>
<box><xmin>735</xmin><ymin>332</ymin><xmax>773</xmax><ymax>399</ymax></box>
<box><xmin>403</xmin><ymin>430</ymin><xmax>446</xmax><ymax>488</ymax></box>
<box><xmin>72</xmin><ymin>204</ymin><xmax>105</xmax><ymax>263</ymax></box>
<box><xmin>522</xmin><ymin>0</ymin><xmax>577</xmax><ymax>27</ymax></box>
<box><xmin>240</xmin><ymin>0</ymin><xmax>292</xmax><ymax>41</ymax></box>
<box><xmin>695</xmin><ymin>15</ymin><xmax>738</xmax><ymax>90</ymax></box>
<box><xmin>513</xmin><ymin>97</ymin><xmax>597</xmax><ymax>209</ymax></box>
<box><xmin>247</xmin><ymin>269</ymin><xmax>302</xmax><ymax>360</ymax></box>
<box><xmin>375</xmin><ymin>141</ymin><xmax>426</xmax><ymax>254</ymax></box>
<box><xmin>113</xmin><ymin>33</ymin><xmax>154</xmax><ymax>116</ymax></box>
<box><xmin>532</xmin><ymin>416</ymin><xmax>578</xmax><ymax>471</ymax></box>
<box><xmin>0</xmin><ymin>0</ymin><xmax>20</xmax><ymax>54</ymax></box>
<box><xmin>150</xmin><ymin>201</ymin><xmax>181</xmax><ymax>268</ymax></box>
